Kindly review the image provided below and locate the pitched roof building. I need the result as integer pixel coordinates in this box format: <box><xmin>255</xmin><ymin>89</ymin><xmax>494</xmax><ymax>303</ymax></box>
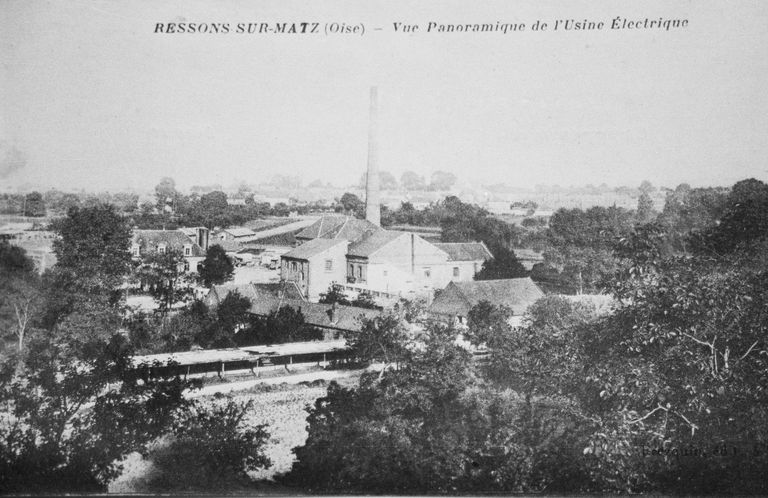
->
<box><xmin>433</xmin><ymin>242</ymin><xmax>493</xmax><ymax>262</ymax></box>
<box><xmin>203</xmin><ymin>281</ymin><xmax>380</xmax><ymax>334</ymax></box>
<box><xmin>285</xmin><ymin>224</ymin><xmax>494</xmax><ymax>303</ymax></box>
<box><xmin>428</xmin><ymin>277</ymin><xmax>544</xmax><ymax>325</ymax></box>
<box><xmin>295</xmin><ymin>215</ymin><xmax>382</xmax><ymax>243</ymax></box>
<box><xmin>204</xmin><ymin>281</ymin><xmax>305</xmax><ymax>309</ymax></box>
<box><xmin>131</xmin><ymin>227</ymin><xmax>210</xmax><ymax>273</ymax></box>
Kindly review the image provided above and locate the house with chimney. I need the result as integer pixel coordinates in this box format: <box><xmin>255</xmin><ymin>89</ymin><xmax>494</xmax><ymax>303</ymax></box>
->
<box><xmin>283</xmin><ymin>224</ymin><xmax>493</xmax><ymax>302</ymax></box>
<box><xmin>131</xmin><ymin>227</ymin><xmax>210</xmax><ymax>273</ymax></box>
<box><xmin>278</xmin><ymin>87</ymin><xmax>494</xmax><ymax>303</ymax></box>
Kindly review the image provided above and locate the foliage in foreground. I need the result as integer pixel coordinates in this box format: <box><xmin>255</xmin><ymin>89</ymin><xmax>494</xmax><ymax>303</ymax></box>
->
<box><xmin>287</xmin><ymin>179</ymin><xmax>768</xmax><ymax>494</ymax></box>
<box><xmin>0</xmin><ymin>205</ymin><xmax>272</xmax><ymax>493</ymax></box>
<box><xmin>144</xmin><ymin>399</ymin><xmax>271</xmax><ymax>491</ymax></box>
<box><xmin>0</xmin><ymin>331</ymin><xmax>193</xmax><ymax>493</ymax></box>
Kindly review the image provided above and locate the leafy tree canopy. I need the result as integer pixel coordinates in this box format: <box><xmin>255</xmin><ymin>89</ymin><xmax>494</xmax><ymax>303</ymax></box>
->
<box><xmin>199</xmin><ymin>244</ymin><xmax>234</xmax><ymax>287</ymax></box>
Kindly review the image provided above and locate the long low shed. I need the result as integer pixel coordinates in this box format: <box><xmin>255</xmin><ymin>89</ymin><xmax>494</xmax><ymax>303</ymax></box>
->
<box><xmin>131</xmin><ymin>339</ymin><xmax>351</xmax><ymax>378</ymax></box>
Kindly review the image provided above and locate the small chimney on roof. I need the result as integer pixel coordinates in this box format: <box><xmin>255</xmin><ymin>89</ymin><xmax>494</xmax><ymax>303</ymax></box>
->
<box><xmin>364</xmin><ymin>86</ymin><xmax>381</xmax><ymax>226</ymax></box>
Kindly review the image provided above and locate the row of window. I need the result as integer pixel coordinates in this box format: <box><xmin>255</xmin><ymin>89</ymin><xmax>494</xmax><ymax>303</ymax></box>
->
<box><xmin>285</xmin><ymin>260</ymin><xmax>468</xmax><ymax>280</ymax></box>
<box><xmin>132</xmin><ymin>244</ymin><xmax>192</xmax><ymax>256</ymax></box>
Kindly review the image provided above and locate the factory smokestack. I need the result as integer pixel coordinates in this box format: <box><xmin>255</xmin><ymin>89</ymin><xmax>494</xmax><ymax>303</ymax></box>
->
<box><xmin>364</xmin><ymin>86</ymin><xmax>381</xmax><ymax>226</ymax></box>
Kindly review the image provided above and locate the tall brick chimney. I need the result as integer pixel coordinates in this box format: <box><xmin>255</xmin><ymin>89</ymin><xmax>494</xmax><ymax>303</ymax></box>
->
<box><xmin>364</xmin><ymin>86</ymin><xmax>381</xmax><ymax>226</ymax></box>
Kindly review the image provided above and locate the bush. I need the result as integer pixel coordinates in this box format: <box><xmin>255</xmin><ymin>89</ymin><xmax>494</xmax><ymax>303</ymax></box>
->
<box><xmin>145</xmin><ymin>399</ymin><xmax>271</xmax><ymax>491</ymax></box>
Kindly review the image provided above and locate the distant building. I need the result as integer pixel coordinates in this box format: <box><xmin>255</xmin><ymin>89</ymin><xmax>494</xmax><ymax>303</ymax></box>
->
<box><xmin>214</xmin><ymin>227</ymin><xmax>257</xmax><ymax>241</ymax></box>
<box><xmin>427</xmin><ymin>277</ymin><xmax>544</xmax><ymax>326</ymax></box>
<box><xmin>131</xmin><ymin>227</ymin><xmax>209</xmax><ymax>273</ymax></box>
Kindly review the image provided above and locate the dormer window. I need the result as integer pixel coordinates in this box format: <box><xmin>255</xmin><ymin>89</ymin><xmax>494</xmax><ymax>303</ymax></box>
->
<box><xmin>132</xmin><ymin>244</ymin><xmax>140</xmax><ymax>257</ymax></box>
<box><xmin>158</xmin><ymin>243</ymin><xmax>167</xmax><ymax>255</ymax></box>
<box><xmin>183</xmin><ymin>244</ymin><xmax>192</xmax><ymax>256</ymax></box>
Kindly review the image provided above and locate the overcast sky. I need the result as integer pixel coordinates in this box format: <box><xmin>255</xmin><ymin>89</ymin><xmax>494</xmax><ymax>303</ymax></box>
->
<box><xmin>2</xmin><ymin>0</ymin><xmax>767</xmax><ymax>192</ymax></box>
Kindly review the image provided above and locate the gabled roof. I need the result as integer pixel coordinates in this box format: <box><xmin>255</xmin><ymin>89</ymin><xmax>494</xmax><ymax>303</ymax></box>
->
<box><xmin>206</xmin><ymin>281</ymin><xmax>305</xmax><ymax>308</ymax></box>
<box><xmin>210</xmin><ymin>239</ymin><xmax>242</xmax><ymax>253</ymax></box>
<box><xmin>132</xmin><ymin>229</ymin><xmax>205</xmax><ymax>257</ymax></box>
<box><xmin>208</xmin><ymin>283</ymin><xmax>261</xmax><ymax>303</ymax></box>
<box><xmin>429</xmin><ymin>277</ymin><xmax>544</xmax><ymax>316</ymax></box>
<box><xmin>249</xmin><ymin>297</ymin><xmax>382</xmax><ymax>332</ymax></box>
<box><xmin>282</xmin><ymin>238</ymin><xmax>348</xmax><ymax>260</ymax></box>
<box><xmin>433</xmin><ymin>242</ymin><xmax>493</xmax><ymax>262</ymax></box>
<box><xmin>221</xmin><ymin>227</ymin><xmax>256</xmax><ymax>238</ymax></box>
<box><xmin>296</xmin><ymin>215</ymin><xmax>382</xmax><ymax>243</ymax></box>
<box><xmin>347</xmin><ymin>230</ymin><xmax>404</xmax><ymax>258</ymax></box>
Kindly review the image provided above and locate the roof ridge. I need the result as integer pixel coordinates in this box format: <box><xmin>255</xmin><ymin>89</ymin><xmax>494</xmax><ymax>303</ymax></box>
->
<box><xmin>333</xmin><ymin>216</ymin><xmax>350</xmax><ymax>239</ymax></box>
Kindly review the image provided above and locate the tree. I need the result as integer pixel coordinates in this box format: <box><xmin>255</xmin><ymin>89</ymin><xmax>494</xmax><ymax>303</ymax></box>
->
<box><xmin>343</xmin><ymin>315</ymin><xmax>410</xmax><ymax>372</ymax></box>
<box><xmin>337</xmin><ymin>192</ymin><xmax>364</xmax><ymax>218</ymax></box>
<box><xmin>350</xmin><ymin>291</ymin><xmax>380</xmax><ymax>310</ymax></box>
<box><xmin>44</xmin><ymin>204</ymin><xmax>132</xmax><ymax>327</ymax></box>
<box><xmin>0</xmin><ymin>331</ymin><xmax>194</xmax><ymax>493</ymax></box>
<box><xmin>216</xmin><ymin>291</ymin><xmax>251</xmax><ymax>334</ymax></box>
<box><xmin>543</xmin><ymin>206</ymin><xmax>634</xmax><ymax>293</ymax></box>
<box><xmin>0</xmin><ymin>241</ymin><xmax>40</xmax><ymax>352</ymax></box>
<box><xmin>318</xmin><ymin>284</ymin><xmax>351</xmax><ymax>306</ymax></box>
<box><xmin>639</xmin><ymin>180</ymin><xmax>656</xmax><ymax>194</ymax></box>
<box><xmin>154</xmin><ymin>177</ymin><xmax>178</xmax><ymax>212</ymax></box>
<box><xmin>144</xmin><ymin>399</ymin><xmax>271</xmax><ymax>492</ymax></box>
<box><xmin>658</xmin><ymin>183</ymin><xmax>727</xmax><ymax>253</ymax></box>
<box><xmin>200</xmin><ymin>190</ymin><xmax>228</xmax><ymax>214</ymax></box>
<box><xmin>198</xmin><ymin>244</ymin><xmax>234</xmax><ymax>287</ymax></box>
<box><xmin>636</xmin><ymin>192</ymin><xmax>655</xmax><ymax>223</ymax></box>
<box><xmin>193</xmin><ymin>291</ymin><xmax>251</xmax><ymax>349</ymax></box>
<box><xmin>136</xmin><ymin>250</ymin><xmax>192</xmax><ymax>312</ymax></box>
<box><xmin>23</xmin><ymin>191</ymin><xmax>46</xmax><ymax>217</ymax></box>
<box><xmin>237</xmin><ymin>305</ymin><xmax>322</xmax><ymax>346</ymax></box>
<box><xmin>400</xmin><ymin>171</ymin><xmax>426</xmax><ymax>191</ymax></box>
<box><xmin>475</xmin><ymin>247</ymin><xmax>528</xmax><ymax>280</ymax></box>
<box><xmin>288</xmin><ymin>323</ymin><xmax>481</xmax><ymax>494</ymax></box>
<box><xmin>696</xmin><ymin>178</ymin><xmax>768</xmax><ymax>255</ymax></box>
<box><xmin>463</xmin><ymin>300</ymin><xmax>513</xmax><ymax>347</ymax></box>
<box><xmin>51</xmin><ymin>204</ymin><xmax>132</xmax><ymax>293</ymax></box>
<box><xmin>429</xmin><ymin>170</ymin><xmax>457</xmax><ymax>191</ymax></box>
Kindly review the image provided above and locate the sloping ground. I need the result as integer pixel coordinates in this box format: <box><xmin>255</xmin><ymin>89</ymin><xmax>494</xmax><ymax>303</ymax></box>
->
<box><xmin>108</xmin><ymin>373</ymin><xmax>361</xmax><ymax>493</ymax></box>
<box><xmin>108</xmin><ymin>383</ymin><xmax>327</xmax><ymax>492</ymax></box>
